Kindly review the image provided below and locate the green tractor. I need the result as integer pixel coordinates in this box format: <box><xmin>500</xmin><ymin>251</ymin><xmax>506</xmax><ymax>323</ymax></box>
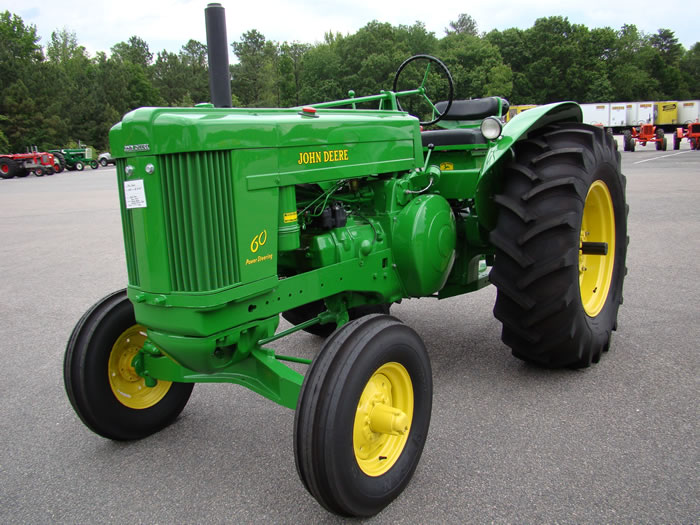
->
<box><xmin>64</xmin><ymin>4</ymin><xmax>628</xmax><ymax>518</ymax></box>
<box><xmin>50</xmin><ymin>147</ymin><xmax>99</xmax><ymax>171</ymax></box>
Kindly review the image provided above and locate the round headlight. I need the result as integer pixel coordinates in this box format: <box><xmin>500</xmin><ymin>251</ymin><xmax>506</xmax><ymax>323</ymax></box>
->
<box><xmin>481</xmin><ymin>117</ymin><xmax>503</xmax><ymax>140</ymax></box>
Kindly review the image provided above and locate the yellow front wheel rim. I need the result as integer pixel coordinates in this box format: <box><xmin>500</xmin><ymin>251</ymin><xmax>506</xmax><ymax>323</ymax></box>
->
<box><xmin>108</xmin><ymin>324</ymin><xmax>172</xmax><ymax>409</ymax></box>
<box><xmin>353</xmin><ymin>362</ymin><xmax>413</xmax><ymax>477</ymax></box>
<box><xmin>579</xmin><ymin>180</ymin><xmax>616</xmax><ymax>317</ymax></box>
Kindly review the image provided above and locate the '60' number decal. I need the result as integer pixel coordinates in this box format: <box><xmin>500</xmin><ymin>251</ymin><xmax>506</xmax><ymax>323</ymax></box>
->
<box><xmin>250</xmin><ymin>230</ymin><xmax>268</xmax><ymax>253</ymax></box>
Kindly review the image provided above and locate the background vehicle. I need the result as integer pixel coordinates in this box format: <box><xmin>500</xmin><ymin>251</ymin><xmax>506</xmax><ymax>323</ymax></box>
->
<box><xmin>623</xmin><ymin>124</ymin><xmax>667</xmax><ymax>151</ymax></box>
<box><xmin>63</xmin><ymin>4</ymin><xmax>628</xmax><ymax>518</ymax></box>
<box><xmin>674</xmin><ymin>122</ymin><xmax>700</xmax><ymax>150</ymax></box>
<box><xmin>0</xmin><ymin>150</ymin><xmax>56</xmax><ymax>178</ymax></box>
<box><xmin>49</xmin><ymin>148</ymin><xmax>98</xmax><ymax>171</ymax></box>
<box><xmin>98</xmin><ymin>152</ymin><xmax>116</xmax><ymax>166</ymax></box>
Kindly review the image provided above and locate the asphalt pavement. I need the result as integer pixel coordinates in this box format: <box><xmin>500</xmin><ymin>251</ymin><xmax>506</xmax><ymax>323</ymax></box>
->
<box><xmin>1</xmin><ymin>141</ymin><xmax>698</xmax><ymax>523</ymax></box>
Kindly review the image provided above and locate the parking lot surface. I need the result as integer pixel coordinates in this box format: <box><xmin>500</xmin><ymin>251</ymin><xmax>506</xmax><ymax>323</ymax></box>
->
<box><xmin>1</xmin><ymin>142</ymin><xmax>698</xmax><ymax>523</ymax></box>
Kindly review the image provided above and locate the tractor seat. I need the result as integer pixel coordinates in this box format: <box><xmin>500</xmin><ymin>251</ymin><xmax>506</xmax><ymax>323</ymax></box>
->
<box><xmin>436</xmin><ymin>97</ymin><xmax>509</xmax><ymax>121</ymax></box>
<box><xmin>421</xmin><ymin>128</ymin><xmax>485</xmax><ymax>148</ymax></box>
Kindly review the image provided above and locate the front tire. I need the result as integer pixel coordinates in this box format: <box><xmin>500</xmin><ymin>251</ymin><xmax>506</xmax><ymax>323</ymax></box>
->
<box><xmin>294</xmin><ymin>315</ymin><xmax>432</xmax><ymax>517</ymax></box>
<box><xmin>64</xmin><ymin>289</ymin><xmax>194</xmax><ymax>440</ymax></box>
<box><xmin>490</xmin><ymin>123</ymin><xmax>628</xmax><ymax>368</ymax></box>
<box><xmin>75</xmin><ymin>161</ymin><xmax>84</xmax><ymax>171</ymax></box>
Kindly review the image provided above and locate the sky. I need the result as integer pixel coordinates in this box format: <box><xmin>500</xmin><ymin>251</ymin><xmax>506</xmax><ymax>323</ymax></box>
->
<box><xmin>6</xmin><ymin>0</ymin><xmax>698</xmax><ymax>62</ymax></box>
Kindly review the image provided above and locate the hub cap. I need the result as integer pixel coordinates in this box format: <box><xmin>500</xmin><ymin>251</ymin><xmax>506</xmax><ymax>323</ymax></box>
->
<box><xmin>579</xmin><ymin>180</ymin><xmax>616</xmax><ymax>317</ymax></box>
<box><xmin>108</xmin><ymin>325</ymin><xmax>171</xmax><ymax>409</ymax></box>
<box><xmin>353</xmin><ymin>362</ymin><xmax>413</xmax><ymax>476</ymax></box>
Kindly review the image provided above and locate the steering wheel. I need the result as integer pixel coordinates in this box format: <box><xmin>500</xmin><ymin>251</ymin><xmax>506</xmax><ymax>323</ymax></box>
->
<box><xmin>392</xmin><ymin>55</ymin><xmax>454</xmax><ymax>126</ymax></box>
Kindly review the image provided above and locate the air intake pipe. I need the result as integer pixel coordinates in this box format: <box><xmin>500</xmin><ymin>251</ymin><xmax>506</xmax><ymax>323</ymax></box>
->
<box><xmin>204</xmin><ymin>3</ymin><xmax>232</xmax><ymax>108</ymax></box>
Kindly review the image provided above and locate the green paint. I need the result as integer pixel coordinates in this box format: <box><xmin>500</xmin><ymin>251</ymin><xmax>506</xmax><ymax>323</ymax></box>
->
<box><xmin>110</xmin><ymin>76</ymin><xmax>582</xmax><ymax>410</ymax></box>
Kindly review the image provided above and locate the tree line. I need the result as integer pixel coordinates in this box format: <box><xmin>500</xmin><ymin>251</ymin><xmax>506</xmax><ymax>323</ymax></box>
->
<box><xmin>1</xmin><ymin>10</ymin><xmax>698</xmax><ymax>153</ymax></box>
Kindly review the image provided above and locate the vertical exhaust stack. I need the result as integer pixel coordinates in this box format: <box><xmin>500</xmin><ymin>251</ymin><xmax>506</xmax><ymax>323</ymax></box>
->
<box><xmin>205</xmin><ymin>3</ymin><xmax>232</xmax><ymax>108</ymax></box>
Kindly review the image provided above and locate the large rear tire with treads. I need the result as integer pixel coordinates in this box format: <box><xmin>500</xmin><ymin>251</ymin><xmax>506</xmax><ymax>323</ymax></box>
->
<box><xmin>490</xmin><ymin>123</ymin><xmax>628</xmax><ymax>368</ymax></box>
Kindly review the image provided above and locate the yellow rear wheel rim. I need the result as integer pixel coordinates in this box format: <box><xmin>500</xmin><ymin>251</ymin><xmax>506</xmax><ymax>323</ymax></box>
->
<box><xmin>579</xmin><ymin>180</ymin><xmax>616</xmax><ymax>317</ymax></box>
<box><xmin>353</xmin><ymin>362</ymin><xmax>413</xmax><ymax>477</ymax></box>
<box><xmin>108</xmin><ymin>324</ymin><xmax>171</xmax><ymax>409</ymax></box>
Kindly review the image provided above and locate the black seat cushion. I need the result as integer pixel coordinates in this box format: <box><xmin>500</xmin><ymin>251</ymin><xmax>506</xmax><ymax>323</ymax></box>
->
<box><xmin>421</xmin><ymin>129</ymin><xmax>486</xmax><ymax>148</ymax></box>
<box><xmin>435</xmin><ymin>97</ymin><xmax>508</xmax><ymax>120</ymax></box>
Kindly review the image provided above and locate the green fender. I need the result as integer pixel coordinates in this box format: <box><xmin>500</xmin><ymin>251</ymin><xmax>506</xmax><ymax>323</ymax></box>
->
<box><xmin>475</xmin><ymin>101</ymin><xmax>583</xmax><ymax>231</ymax></box>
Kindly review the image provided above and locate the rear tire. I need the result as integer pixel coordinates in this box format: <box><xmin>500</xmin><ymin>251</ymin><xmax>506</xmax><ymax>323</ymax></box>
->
<box><xmin>99</xmin><ymin>158</ymin><xmax>108</xmax><ymax>167</ymax></box>
<box><xmin>622</xmin><ymin>130</ymin><xmax>631</xmax><ymax>151</ymax></box>
<box><xmin>54</xmin><ymin>152</ymin><xmax>66</xmax><ymax>171</ymax></box>
<box><xmin>294</xmin><ymin>314</ymin><xmax>432</xmax><ymax>517</ymax></box>
<box><xmin>673</xmin><ymin>132</ymin><xmax>681</xmax><ymax>150</ymax></box>
<box><xmin>64</xmin><ymin>289</ymin><xmax>194</xmax><ymax>440</ymax></box>
<box><xmin>655</xmin><ymin>129</ymin><xmax>666</xmax><ymax>151</ymax></box>
<box><xmin>490</xmin><ymin>122</ymin><xmax>628</xmax><ymax>368</ymax></box>
<box><xmin>0</xmin><ymin>157</ymin><xmax>18</xmax><ymax>179</ymax></box>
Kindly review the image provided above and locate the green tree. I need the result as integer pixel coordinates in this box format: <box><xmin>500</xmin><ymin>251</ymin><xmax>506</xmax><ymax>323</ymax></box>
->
<box><xmin>298</xmin><ymin>35</ymin><xmax>344</xmax><ymax>104</ymax></box>
<box><xmin>153</xmin><ymin>50</ymin><xmax>188</xmax><ymax>104</ymax></box>
<box><xmin>278</xmin><ymin>42</ymin><xmax>309</xmax><ymax>107</ymax></box>
<box><xmin>179</xmin><ymin>39</ymin><xmax>209</xmax><ymax>104</ymax></box>
<box><xmin>2</xmin><ymin>80</ymin><xmax>45</xmax><ymax>151</ymax></box>
<box><xmin>47</xmin><ymin>29</ymin><xmax>86</xmax><ymax>63</ymax></box>
<box><xmin>231</xmin><ymin>29</ymin><xmax>279</xmax><ymax>107</ymax></box>
<box><xmin>680</xmin><ymin>43</ymin><xmax>700</xmax><ymax>99</ymax></box>
<box><xmin>0</xmin><ymin>115</ymin><xmax>11</xmax><ymax>152</ymax></box>
<box><xmin>111</xmin><ymin>36</ymin><xmax>153</xmax><ymax>68</ymax></box>
<box><xmin>0</xmin><ymin>11</ymin><xmax>43</xmax><ymax>92</ymax></box>
<box><xmin>445</xmin><ymin>14</ymin><xmax>478</xmax><ymax>36</ymax></box>
<box><xmin>440</xmin><ymin>33</ymin><xmax>512</xmax><ymax>99</ymax></box>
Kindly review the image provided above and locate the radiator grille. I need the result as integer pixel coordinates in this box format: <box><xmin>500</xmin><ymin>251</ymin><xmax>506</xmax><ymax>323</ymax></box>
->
<box><xmin>160</xmin><ymin>151</ymin><xmax>238</xmax><ymax>292</ymax></box>
<box><xmin>117</xmin><ymin>159</ymin><xmax>140</xmax><ymax>286</ymax></box>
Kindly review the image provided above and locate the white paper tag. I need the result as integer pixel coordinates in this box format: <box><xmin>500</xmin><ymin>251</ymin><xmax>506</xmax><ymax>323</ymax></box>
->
<box><xmin>124</xmin><ymin>179</ymin><xmax>147</xmax><ymax>209</ymax></box>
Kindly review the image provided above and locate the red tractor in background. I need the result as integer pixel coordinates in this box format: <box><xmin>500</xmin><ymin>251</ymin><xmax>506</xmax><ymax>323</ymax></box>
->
<box><xmin>0</xmin><ymin>150</ymin><xmax>58</xmax><ymax>179</ymax></box>
<box><xmin>623</xmin><ymin>123</ymin><xmax>667</xmax><ymax>151</ymax></box>
<box><xmin>674</xmin><ymin>122</ymin><xmax>700</xmax><ymax>150</ymax></box>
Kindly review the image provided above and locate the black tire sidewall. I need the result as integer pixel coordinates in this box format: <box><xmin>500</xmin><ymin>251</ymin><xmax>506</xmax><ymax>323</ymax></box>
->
<box><xmin>327</xmin><ymin>328</ymin><xmax>432</xmax><ymax>516</ymax></box>
<box><xmin>297</xmin><ymin>317</ymin><xmax>432</xmax><ymax>516</ymax></box>
<box><xmin>66</xmin><ymin>292</ymin><xmax>193</xmax><ymax>440</ymax></box>
<box><xmin>578</xmin><ymin>161</ymin><xmax>626</xmax><ymax>349</ymax></box>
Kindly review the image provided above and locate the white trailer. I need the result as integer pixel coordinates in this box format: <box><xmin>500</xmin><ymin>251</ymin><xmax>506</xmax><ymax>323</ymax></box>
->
<box><xmin>678</xmin><ymin>101</ymin><xmax>700</xmax><ymax>124</ymax></box>
<box><xmin>609</xmin><ymin>103</ymin><xmax>627</xmax><ymax>129</ymax></box>
<box><xmin>632</xmin><ymin>102</ymin><xmax>655</xmax><ymax>126</ymax></box>
<box><xmin>581</xmin><ymin>103</ymin><xmax>610</xmax><ymax>127</ymax></box>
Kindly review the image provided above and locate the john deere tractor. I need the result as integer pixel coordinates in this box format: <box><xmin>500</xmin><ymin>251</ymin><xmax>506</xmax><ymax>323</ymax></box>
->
<box><xmin>64</xmin><ymin>4</ymin><xmax>628</xmax><ymax>517</ymax></box>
